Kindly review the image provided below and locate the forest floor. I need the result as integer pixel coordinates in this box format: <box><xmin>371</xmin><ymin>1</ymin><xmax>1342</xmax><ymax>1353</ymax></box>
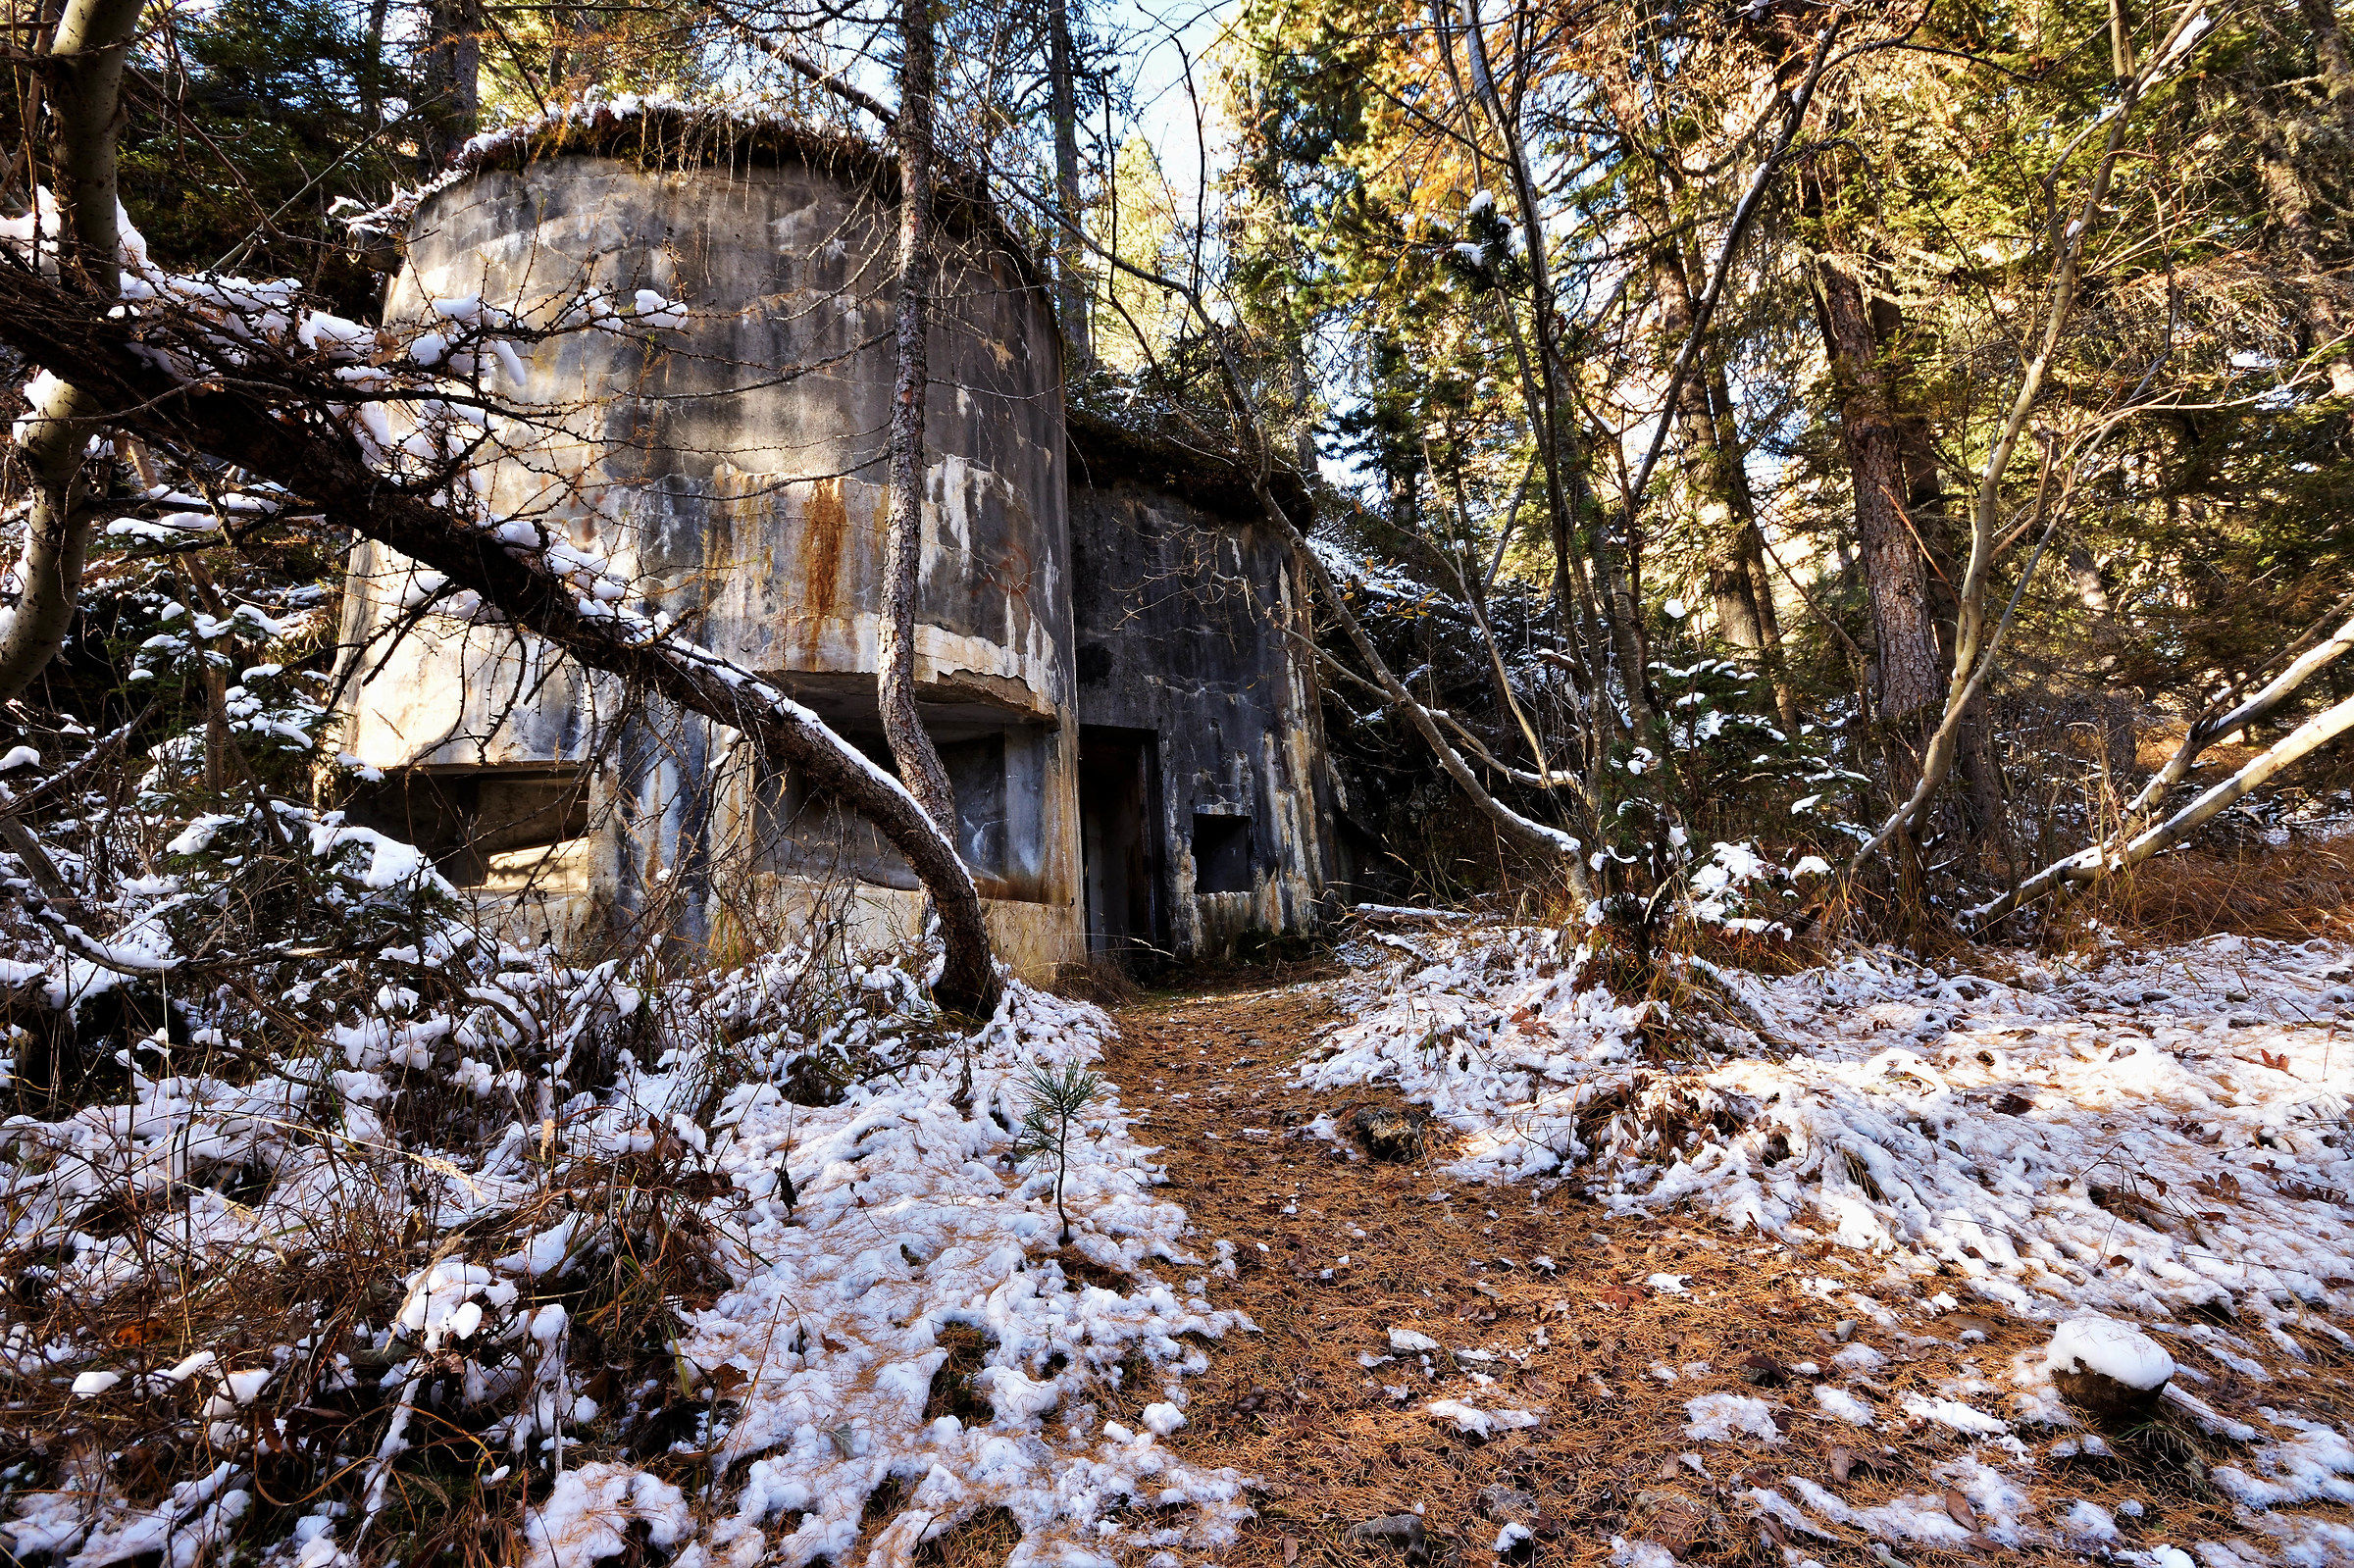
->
<box><xmin>13</xmin><ymin>835</ymin><xmax>2354</xmax><ymax>1568</ymax></box>
<box><xmin>1095</xmin><ymin>960</ymin><xmax>2354</xmax><ymax>1568</ymax></box>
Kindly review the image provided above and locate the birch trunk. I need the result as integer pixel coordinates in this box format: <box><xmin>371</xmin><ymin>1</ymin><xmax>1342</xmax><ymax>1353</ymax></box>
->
<box><xmin>0</xmin><ymin>0</ymin><xmax>144</xmax><ymax>706</ymax></box>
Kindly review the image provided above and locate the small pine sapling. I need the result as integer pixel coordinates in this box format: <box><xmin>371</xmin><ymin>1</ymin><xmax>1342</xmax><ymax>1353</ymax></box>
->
<box><xmin>1011</xmin><ymin>1059</ymin><xmax>1104</xmax><ymax>1245</ymax></box>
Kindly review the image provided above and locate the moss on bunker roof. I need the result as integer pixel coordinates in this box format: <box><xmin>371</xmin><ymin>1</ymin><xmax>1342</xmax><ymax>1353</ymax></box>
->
<box><xmin>422</xmin><ymin>96</ymin><xmax>1049</xmax><ymax>295</ymax></box>
<box><xmin>411</xmin><ymin>97</ymin><xmax>1312</xmax><ymax>528</ymax></box>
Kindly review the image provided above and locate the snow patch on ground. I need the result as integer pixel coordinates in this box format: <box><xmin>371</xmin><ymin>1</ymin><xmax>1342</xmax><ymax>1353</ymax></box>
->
<box><xmin>1682</xmin><ymin>1392</ymin><xmax>1782</xmax><ymax>1443</ymax></box>
<box><xmin>2046</xmin><ymin>1315</ymin><xmax>2176</xmax><ymax>1389</ymax></box>
<box><xmin>1305</xmin><ymin>927</ymin><xmax>2354</xmax><ymax>1558</ymax></box>
<box><xmin>1427</xmin><ymin>1398</ymin><xmax>1540</xmax><ymax>1437</ymax></box>
<box><xmin>1812</xmin><ymin>1384</ymin><xmax>1875</xmax><ymax>1425</ymax></box>
<box><xmin>664</xmin><ymin>984</ymin><xmax>1247</xmax><ymax>1567</ymax></box>
<box><xmin>1303</xmin><ymin>929</ymin><xmax>2354</xmax><ymax>1323</ymax></box>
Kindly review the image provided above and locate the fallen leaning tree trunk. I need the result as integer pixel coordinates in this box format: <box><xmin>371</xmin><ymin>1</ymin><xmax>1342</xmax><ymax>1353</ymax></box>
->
<box><xmin>0</xmin><ymin>261</ymin><xmax>1002</xmax><ymax>1016</ymax></box>
<box><xmin>1969</xmin><ymin>687</ymin><xmax>2354</xmax><ymax>931</ymax></box>
<box><xmin>2119</xmin><ymin>604</ymin><xmax>2354</xmax><ymax>822</ymax></box>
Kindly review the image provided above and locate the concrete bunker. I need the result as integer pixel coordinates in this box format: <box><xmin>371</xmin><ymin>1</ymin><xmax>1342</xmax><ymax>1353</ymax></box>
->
<box><xmin>335</xmin><ymin>108</ymin><xmax>1331</xmax><ymax>976</ymax></box>
<box><xmin>1067</xmin><ymin>415</ymin><xmax>1338</xmax><ymax>963</ymax></box>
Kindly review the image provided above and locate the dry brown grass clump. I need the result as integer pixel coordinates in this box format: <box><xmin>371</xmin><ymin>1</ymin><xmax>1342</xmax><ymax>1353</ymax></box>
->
<box><xmin>1047</xmin><ymin>955</ymin><xmax>1147</xmax><ymax>1007</ymax></box>
<box><xmin>2069</xmin><ymin>832</ymin><xmax>2354</xmax><ymax>944</ymax></box>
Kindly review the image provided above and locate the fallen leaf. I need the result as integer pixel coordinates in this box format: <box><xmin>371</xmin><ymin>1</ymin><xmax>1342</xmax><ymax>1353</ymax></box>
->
<box><xmin>1943</xmin><ymin>1487</ymin><xmax>1978</xmax><ymax>1531</ymax></box>
<box><xmin>1283</xmin><ymin>1537</ymin><xmax>1299</xmax><ymax>1565</ymax></box>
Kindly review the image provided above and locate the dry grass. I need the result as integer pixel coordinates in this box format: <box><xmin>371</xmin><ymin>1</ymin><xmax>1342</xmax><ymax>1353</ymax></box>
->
<box><xmin>1047</xmin><ymin>955</ymin><xmax>1148</xmax><ymax>1007</ymax></box>
<box><xmin>1100</xmin><ymin>978</ymin><xmax>2354</xmax><ymax>1565</ymax></box>
<box><xmin>2068</xmin><ymin>832</ymin><xmax>2354</xmax><ymax>946</ymax></box>
<box><xmin>2130</xmin><ymin>725</ymin><xmax>2269</xmax><ymax>778</ymax></box>
<box><xmin>0</xmin><ymin>1101</ymin><xmax>749</xmax><ymax>1568</ymax></box>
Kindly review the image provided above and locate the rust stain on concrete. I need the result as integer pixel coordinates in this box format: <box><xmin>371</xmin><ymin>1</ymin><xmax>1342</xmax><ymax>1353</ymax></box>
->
<box><xmin>800</xmin><ymin>477</ymin><xmax>847</xmax><ymax>623</ymax></box>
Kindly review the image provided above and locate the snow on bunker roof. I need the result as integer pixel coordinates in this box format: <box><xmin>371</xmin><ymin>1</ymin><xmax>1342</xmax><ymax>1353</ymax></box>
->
<box><xmin>374</xmin><ymin>93</ymin><xmax>1054</xmax><ymax>302</ymax></box>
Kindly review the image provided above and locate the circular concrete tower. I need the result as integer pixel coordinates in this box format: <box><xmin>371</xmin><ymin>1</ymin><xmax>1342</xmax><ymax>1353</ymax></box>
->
<box><xmin>337</xmin><ymin>108</ymin><xmax>1082</xmax><ymax>974</ymax></box>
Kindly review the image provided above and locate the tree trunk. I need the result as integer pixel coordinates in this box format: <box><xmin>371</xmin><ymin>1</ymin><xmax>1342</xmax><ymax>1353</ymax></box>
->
<box><xmin>418</xmin><ymin>0</ymin><xmax>482</xmax><ymax>174</ymax></box>
<box><xmin>1288</xmin><ymin>341</ymin><xmax>1316</xmax><ymax>472</ymax></box>
<box><xmin>1659</xmin><ymin>252</ymin><xmax>1767</xmax><ymax>650</ymax></box>
<box><xmin>362</xmin><ymin>0</ymin><xmax>392</xmax><ymax>126</ymax></box>
<box><xmin>882</xmin><ymin>0</ymin><xmax>960</xmax><ymax>834</ymax></box>
<box><xmin>1598</xmin><ymin>73</ymin><xmax>1766</xmax><ymax>656</ymax></box>
<box><xmin>1812</xmin><ymin>238</ymin><xmax>1942</xmax><ymax>917</ymax></box>
<box><xmin>1460</xmin><ymin>0</ymin><xmax>1663</xmax><ymax>767</ymax></box>
<box><xmin>1810</xmin><ymin>245</ymin><xmax>1942</xmax><ymax>722</ymax></box>
<box><xmin>1049</xmin><ymin>0</ymin><xmax>1091</xmax><ymax>370</ymax></box>
<box><xmin>0</xmin><ymin>0</ymin><xmax>144</xmax><ymax>706</ymax></box>
<box><xmin>2260</xmin><ymin>163</ymin><xmax>2354</xmax><ymax>396</ymax></box>
<box><xmin>1870</xmin><ymin>293</ymin><xmax>2007</xmax><ymax>851</ymax></box>
<box><xmin>2278</xmin><ymin>0</ymin><xmax>2353</xmax><ymax>391</ymax></box>
<box><xmin>1458</xmin><ymin>0</ymin><xmax>1575</xmax><ymax>644</ymax></box>
<box><xmin>0</xmin><ymin>379</ymin><xmax>99</xmax><ymax>707</ymax></box>
<box><xmin>1704</xmin><ymin>367</ymin><xmax>1803</xmax><ymax>732</ymax></box>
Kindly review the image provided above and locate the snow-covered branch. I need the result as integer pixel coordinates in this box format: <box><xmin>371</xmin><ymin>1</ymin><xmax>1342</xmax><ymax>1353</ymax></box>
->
<box><xmin>0</xmin><ymin>240</ymin><xmax>1000</xmax><ymax>1014</ymax></box>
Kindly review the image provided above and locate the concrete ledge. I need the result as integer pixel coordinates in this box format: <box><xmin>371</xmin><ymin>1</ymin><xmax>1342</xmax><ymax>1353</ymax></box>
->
<box><xmin>458</xmin><ymin>875</ymin><xmax>1085</xmax><ymax>986</ymax></box>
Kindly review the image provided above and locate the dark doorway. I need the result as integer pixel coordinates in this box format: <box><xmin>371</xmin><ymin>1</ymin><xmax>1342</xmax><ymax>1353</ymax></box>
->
<box><xmin>1079</xmin><ymin>728</ymin><xmax>1163</xmax><ymax>966</ymax></box>
<box><xmin>1191</xmin><ymin>812</ymin><xmax>1254</xmax><ymax>893</ymax></box>
<box><xmin>346</xmin><ymin>766</ymin><xmax>589</xmax><ymax>886</ymax></box>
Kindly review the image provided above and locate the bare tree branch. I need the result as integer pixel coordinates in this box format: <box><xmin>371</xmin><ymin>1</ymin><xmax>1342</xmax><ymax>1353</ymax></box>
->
<box><xmin>0</xmin><ymin>264</ymin><xmax>1003</xmax><ymax>1015</ymax></box>
<box><xmin>708</xmin><ymin>0</ymin><xmax>901</xmax><ymax>128</ymax></box>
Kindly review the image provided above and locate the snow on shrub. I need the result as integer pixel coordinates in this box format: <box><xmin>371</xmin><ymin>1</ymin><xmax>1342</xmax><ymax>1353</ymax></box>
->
<box><xmin>0</xmin><ymin>910</ymin><xmax>1248</xmax><ymax>1567</ymax></box>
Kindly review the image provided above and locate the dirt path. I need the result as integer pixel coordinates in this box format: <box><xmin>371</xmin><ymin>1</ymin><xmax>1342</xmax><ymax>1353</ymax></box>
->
<box><xmin>1100</xmin><ymin>976</ymin><xmax>2277</xmax><ymax>1567</ymax></box>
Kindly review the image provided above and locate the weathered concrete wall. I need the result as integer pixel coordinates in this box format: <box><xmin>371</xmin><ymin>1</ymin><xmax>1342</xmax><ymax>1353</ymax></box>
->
<box><xmin>337</xmin><ymin>142</ymin><xmax>1085</xmax><ymax>977</ymax></box>
<box><xmin>1067</xmin><ymin>430</ymin><xmax>1336</xmax><ymax>958</ymax></box>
